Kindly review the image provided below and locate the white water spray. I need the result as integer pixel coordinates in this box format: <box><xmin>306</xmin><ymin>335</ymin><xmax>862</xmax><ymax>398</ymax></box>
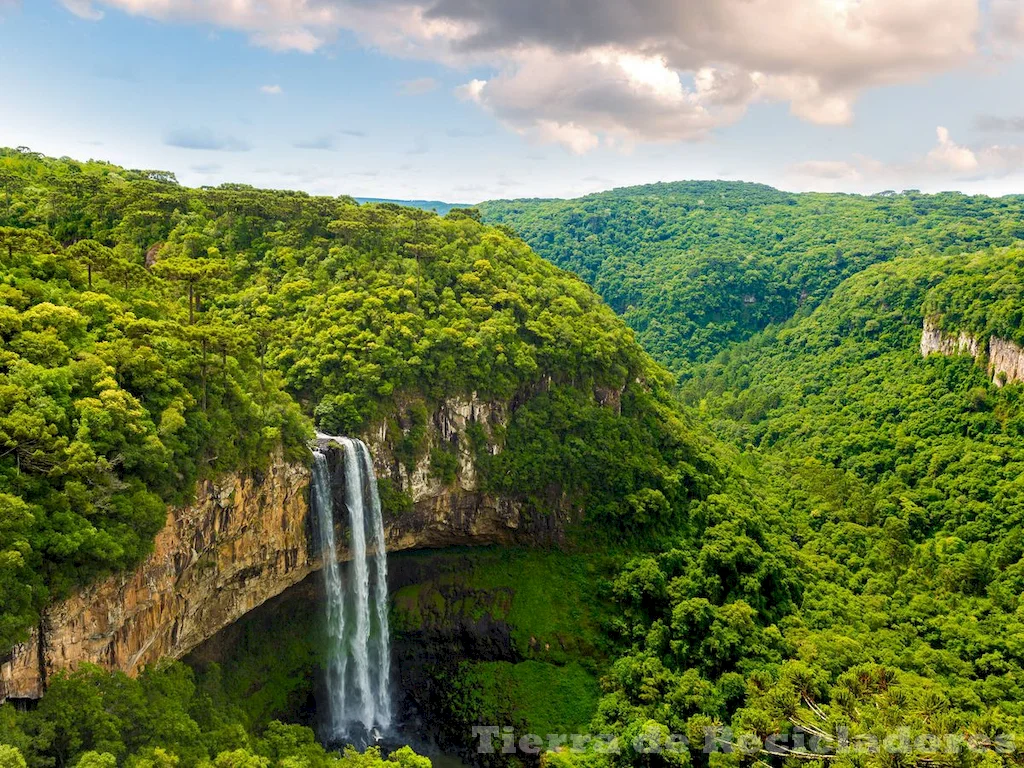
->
<box><xmin>311</xmin><ymin>435</ymin><xmax>392</xmax><ymax>741</ymax></box>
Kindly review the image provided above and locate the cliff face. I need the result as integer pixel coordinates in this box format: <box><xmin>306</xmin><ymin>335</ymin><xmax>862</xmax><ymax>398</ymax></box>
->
<box><xmin>920</xmin><ymin>318</ymin><xmax>981</xmax><ymax>358</ymax></box>
<box><xmin>920</xmin><ymin>317</ymin><xmax>1024</xmax><ymax>387</ymax></box>
<box><xmin>368</xmin><ymin>393</ymin><xmax>566</xmax><ymax>550</ymax></box>
<box><xmin>988</xmin><ymin>337</ymin><xmax>1024</xmax><ymax>387</ymax></box>
<box><xmin>1</xmin><ymin>455</ymin><xmax>312</xmax><ymax>701</ymax></box>
<box><xmin>1</xmin><ymin>394</ymin><xmax>558</xmax><ymax>702</ymax></box>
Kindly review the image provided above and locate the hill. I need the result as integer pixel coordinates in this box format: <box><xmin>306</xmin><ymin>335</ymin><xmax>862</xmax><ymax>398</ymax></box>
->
<box><xmin>479</xmin><ymin>182</ymin><xmax>1024</xmax><ymax>376</ymax></box>
<box><xmin>584</xmin><ymin>246</ymin><xmax>1024</xmax><ymax>768</ymax></box>
<box><xmin>353</xmin><ymin>197</ymin><xmax>467</xmax><ymax>216</ymax></box>
<box><xmin>7</xmin><ymin>150</ymin><xmax>1024</xmax><ymax>768</ymax></box>
<box><xmin>0</xmin><ymin>148</ymin><xmax>714</xmax><ymax>655</ymax></box>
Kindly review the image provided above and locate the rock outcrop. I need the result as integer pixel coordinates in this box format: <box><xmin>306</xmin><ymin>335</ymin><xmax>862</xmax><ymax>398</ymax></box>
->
<box><xmin>920</xmin><ymin>317</ymin><xmax>981</xmax><ymax>358</ymax></box>
<box><xmin>988</xmin><ymin>336</ymin><xmax>1024</xmax><ymax>387</ymax></box>
<box><xmin>920</xmin><ymin>317</ymin><xmax>1024</xmax><ymax>387</ymax></box>
<box><xmin>1</xmin><ymin>394</ymin><xmax>558</xmax><ymax>702</ymax></box>
<box><xmin>1</xmin><ymin>454</ymin><xmax>312</xmax><ymax>701</ymax></box>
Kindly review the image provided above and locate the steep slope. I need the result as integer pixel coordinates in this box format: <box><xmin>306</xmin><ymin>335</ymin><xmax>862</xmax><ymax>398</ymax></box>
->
<box><xmin>569</xmin><ymin>247</ymin><xmax>1024</xmax><ymax>768</ymax></box>
<box><xmin>480</xmin><ymin>183</ymin><xmax>1024</xmax><ymax>375</ymax></box>
<box><xmin>0</xmin><ymin>148</ymin><xmax>716</xmax><ymax>662</ymax></box>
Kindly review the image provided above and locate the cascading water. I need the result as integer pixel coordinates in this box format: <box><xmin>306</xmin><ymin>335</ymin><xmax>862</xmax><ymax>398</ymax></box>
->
<box><xmin>311</xmin><ymin>435</ymin><xmax>392</xmax><ymax>743</ymax></box>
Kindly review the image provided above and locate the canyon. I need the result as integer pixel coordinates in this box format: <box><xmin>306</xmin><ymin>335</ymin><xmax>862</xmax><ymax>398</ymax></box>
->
<box><xmin>0</xmin><ymin>395</ymin><xmax>564</xmax><ymax>702</ymax></box>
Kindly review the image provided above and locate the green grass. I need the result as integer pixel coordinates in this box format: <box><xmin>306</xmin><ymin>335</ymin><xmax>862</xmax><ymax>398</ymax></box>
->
<box><xmin>389</xmin><ymin>547</ymin><xmax>616</xmax><ymax>663</ymax></box>
<box><xmin>456</xmin><ymin>660</ymin><xmax>601</xmax><ymax>735</ymax></box>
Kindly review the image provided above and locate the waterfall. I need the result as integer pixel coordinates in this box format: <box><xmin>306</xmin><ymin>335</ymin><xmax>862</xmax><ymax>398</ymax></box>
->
<box><xmin>311</xmin><ymin>436</ymin><xmax>392</xmax><ymax>742</ymax></box>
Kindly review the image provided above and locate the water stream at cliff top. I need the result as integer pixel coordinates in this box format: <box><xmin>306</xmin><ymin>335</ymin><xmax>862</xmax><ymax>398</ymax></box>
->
<box><xmin>311</xmin><ymin>436</ymin><xmax>392</xmax><ymax>742</ymax></box>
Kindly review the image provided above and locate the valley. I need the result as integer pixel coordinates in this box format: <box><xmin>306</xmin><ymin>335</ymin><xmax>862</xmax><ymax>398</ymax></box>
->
<box><xmin>2</xmin><ymin>148</ymin><xmax>1024</xmax><ymax>768</ymax></box>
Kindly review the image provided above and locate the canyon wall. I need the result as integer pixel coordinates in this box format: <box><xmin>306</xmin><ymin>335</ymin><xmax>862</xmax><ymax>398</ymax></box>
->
<box><xmin>0</xmin><ymin>454</ymin><xmax>312</xmax><ymax>701</ymax></box>
<box><xmin>0</xmin><ymin>394</ymin><xmax>561</xmax><ymax>702</ymax></box>
<box><xmin>920</xmin><ymin>317</ymin><xmax>1024</xmax><ymax>387</ymax></box>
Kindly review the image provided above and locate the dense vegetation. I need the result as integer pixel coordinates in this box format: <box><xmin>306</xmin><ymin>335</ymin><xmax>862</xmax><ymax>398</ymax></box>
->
<box><xmin>176</xmin><ymin>549</ymin><xmax>612</xmax><ymax>759</ymax></box>
<box><xmin>480</xmin><ymin>183</ymin><xmax>1024</xmax><ymax>375</ymax></box>
<box><xmin>0</xmin><ymin>660</ymin><xmax>431</xmax><ymax>768</ymax></box>
<box><xmin>0</xmin><ymin>148</ymin><xmax>711</xmax><ymax>666</ymax></box>
<box><xmin>6</xmin><ymin>148</ymin><xmax>1024</xmax><ymax>768</ymax></box>
<box><xmin>555</xmin><ymin>247</ymin><xmax>1024</xmax><ymax>768</ymax></box>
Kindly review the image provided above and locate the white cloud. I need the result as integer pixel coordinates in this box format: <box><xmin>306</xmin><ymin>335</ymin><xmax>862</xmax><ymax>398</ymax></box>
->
<box><xmin>458</xmin><ymin>48</ymin><xmax>744</xmax><ymax>151</ymax></box>
<box><xmin>253</xmin><ymin>28</ymin><xmax>323</xmax><ymax>53</ymax></box>
<box><xmin>790</xmin><ymin>126</ymin><xmax>1024</xmax><ymax>187</ymax></box>
<box><xmin>926</xmin><ymin>126</ymin><xmax>979</xmax><ymax>173</ymax></box>
<box><xmin>60</xmin><ymin>0</ymin><xmax>103</xmax><ymax>20</ymax></box>
<box><xmin>532</xmin><ymin>121</ymin><xmax>600</xmax><ymax>155</ymax></box>
<box><xmin>789</xmin><ymin>160</ymin><xmax>863</xmax><ymax>181</ymax></box>
<box><xmin>260</xmin><ymin>84</ymin><xmax>283</xmax><ymax>95</ymax></box>
<box><xmin>60</xmin><ymin>0</ymin><xmax>1012</xmax><ymax>152</ymax></box>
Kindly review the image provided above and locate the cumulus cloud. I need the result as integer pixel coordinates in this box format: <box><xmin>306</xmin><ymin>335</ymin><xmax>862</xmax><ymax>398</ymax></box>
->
<box><xmin>459</xmin><ymin>49</ymin><xmax>745</xmax><ymax>150</ymax></box>
<box><xmin>164</xmin><ymin>128</ymin><xmax>251</xmax><ymax>152</ymax></box>
<box><xmin>791</xmin><ymin>126</ymin><xmax>1024</xmax><ymax>186</ymax></box>
<box><xmin>991</xmin><ymin>0</ymin><xmax>1024</xmax><ymax>51</ymax></box>
<box><xmin>399</xmin><ymin>77</ymin><xmax>438</xmax><ymax>95</ymax></box>
<box><xmin>926</xmin><ymin>126</ymin><xmax>979</xmax><ymax>173</ymax></box>
<box><xmin>261</xmin><ymin>84</ymin><xmax>283</xmax><ymax>95</ymax></box>
<box><xmin>63</xmin><ymin>0</ymin><xmax>1009</xmax><ymax>152</ymax></box>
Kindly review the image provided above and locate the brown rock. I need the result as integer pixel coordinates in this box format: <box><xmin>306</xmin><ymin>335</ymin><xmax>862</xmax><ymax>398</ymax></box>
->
<box><xmin>1</xmin><ymin>395</ymin><xmax>566</xmax><ymax>701</ymax></box>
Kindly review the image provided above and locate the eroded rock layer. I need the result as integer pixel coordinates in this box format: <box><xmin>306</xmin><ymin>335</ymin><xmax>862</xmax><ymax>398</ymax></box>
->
<box><xmin>921</xmin><ymin>317</ymin><xmax>1024</xmax><ymax>387</ymax></box>
<box><xmin>1</xmin><ymin>395</ymin><xmax>561</xmax><ymax>701</ymax></box>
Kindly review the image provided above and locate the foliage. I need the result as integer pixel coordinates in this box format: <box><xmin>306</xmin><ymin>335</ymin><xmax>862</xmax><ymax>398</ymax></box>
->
<box><xmin>0</xmin><ymin>147</ymin><xmax>715</xmax><ymax>653</ymax></box>
<box><xmin>0</xmin><ymin>662</ymin><xmax>430</xmax><ymax>768</ymax></box>
<box><xmin>579</xmin><ymin>247</ymin><xmax>1024</xmax><ymax>768</ymax></box>
<box><xmin>480</xmin><ymin>183</ymin><xmax>1024</xmax><ymax>375</ymax></box>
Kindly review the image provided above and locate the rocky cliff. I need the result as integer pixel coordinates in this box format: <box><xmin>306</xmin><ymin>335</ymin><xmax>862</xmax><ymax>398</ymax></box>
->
<box><xmin>920</xmin><ymin>317</ymin><xmax>1024</xmax><ymax>387</ymax></box>
<box><xmin>0</xmin><ymin>394</ymin><xmax>561</xmax><ymax>701</ymax></box>
<box><xmin>0</xmin><ymin>454</ymin><xmax>312</xmax><ymax>701</ymax></box>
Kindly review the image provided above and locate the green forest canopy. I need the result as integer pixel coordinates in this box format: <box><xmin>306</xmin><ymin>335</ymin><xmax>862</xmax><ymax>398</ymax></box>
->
<box><xmin>558</xmin><ymin>246</ymin><xmax>1024</xmax><ymax>768</ymax></box>
<box><xmin>0</xmin><ymin>147</ymin><xmax>713</xmax><ymax>657</ymax></box>
<box><xmin>6</xmin><ymin>150</ymin><xmax>1024</xmax><ymax>768</ymax></box>
<box><xmin>479</xmin><ymin>182</ymin><xmax>1024</xmax><ymax>376</ymax></box>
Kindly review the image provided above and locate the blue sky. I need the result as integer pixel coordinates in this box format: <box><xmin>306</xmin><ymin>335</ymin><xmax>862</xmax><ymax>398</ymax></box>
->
<box><xmin>1</xmin><ymin>0</ymin><xmax>1023</xmax><ymax>201</ymax></box>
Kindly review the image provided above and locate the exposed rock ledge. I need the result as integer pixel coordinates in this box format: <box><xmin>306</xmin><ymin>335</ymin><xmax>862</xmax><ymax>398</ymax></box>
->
<box><xmin>0</xmin><ymin>394</ymin><xmax>560</xmax><ymax>701</ymax></box>
<box><xmin>921</xmin><ymin>317</ymin><xmax>1024</xmax><ymax>387</ymax></box>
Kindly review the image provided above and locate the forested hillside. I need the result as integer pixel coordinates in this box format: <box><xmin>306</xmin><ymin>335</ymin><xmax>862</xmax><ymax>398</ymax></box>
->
<box><xmin>480</xmin><ymin>183</ymin><xmax>1024</xmax><ymax>375</ymax></box>
<box><xmin>571</xmin><ymin>247</ymin><xmax>1024</xmax><ymax>767</ymax></box>
<box><xmin>0</xmin><ymin>148</ymin><xmax>713</xmax><ymax>658</ymax></box>
<box><xmin>6</xmin><ymin>147</ymin><xmax>1024</xmax><ymax>768</ymax></box>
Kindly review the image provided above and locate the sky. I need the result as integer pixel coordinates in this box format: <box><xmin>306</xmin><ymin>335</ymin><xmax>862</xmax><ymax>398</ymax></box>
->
<box><xmin>1</xmin><ymin>0</ymin><xmax>1024</xmax><ymax>202</ymax></box>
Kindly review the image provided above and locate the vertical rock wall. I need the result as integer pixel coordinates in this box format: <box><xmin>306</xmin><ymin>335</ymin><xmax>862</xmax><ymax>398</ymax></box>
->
<box><xmin>1</xmin><ymin>394</ymin><xmax>564</xmax><ymax>702</ymax></box>
<box><xmin>920</xmin><ymin>317</ymin><xmax>1024</xmax><ymax>387</ymax></box>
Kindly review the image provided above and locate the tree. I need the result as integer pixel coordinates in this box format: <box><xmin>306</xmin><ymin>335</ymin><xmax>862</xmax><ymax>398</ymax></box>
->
<box><xmin>403</xmin><ymin>240</ymin><xmax>439</xmax><ymax>299</ymax></box>
<box><xmin>0</xmin><ymin>160</ymin><xmax>24</xmax><ymax>223</ymax></box>
<box><xmin>106</xmin><ymin>243</ymin><xmax>146</xmax><ymax>292</ymax></box>
<box><xmin>67</xmin><ymin>240</ymin><xmax>112</xmax><ymax>289</ymax></box>
<box><xmin>0</xmin><ymin>746</ymin><xmax>28</xmax><ymax>768</ymax></box>
<box><xmin>0</xmin><ymin>227</ymin><xmax>57</xmax><ymax>262</ymax></box>
<box><xmin>153</xmin><ymin>256</ymin><xmax>228</xmax><ymax>324</ymax></box>
<box><xmin>75</xmin><ymin>753</ymin><xmax>118</xmax><ymax>768</ymax></box>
